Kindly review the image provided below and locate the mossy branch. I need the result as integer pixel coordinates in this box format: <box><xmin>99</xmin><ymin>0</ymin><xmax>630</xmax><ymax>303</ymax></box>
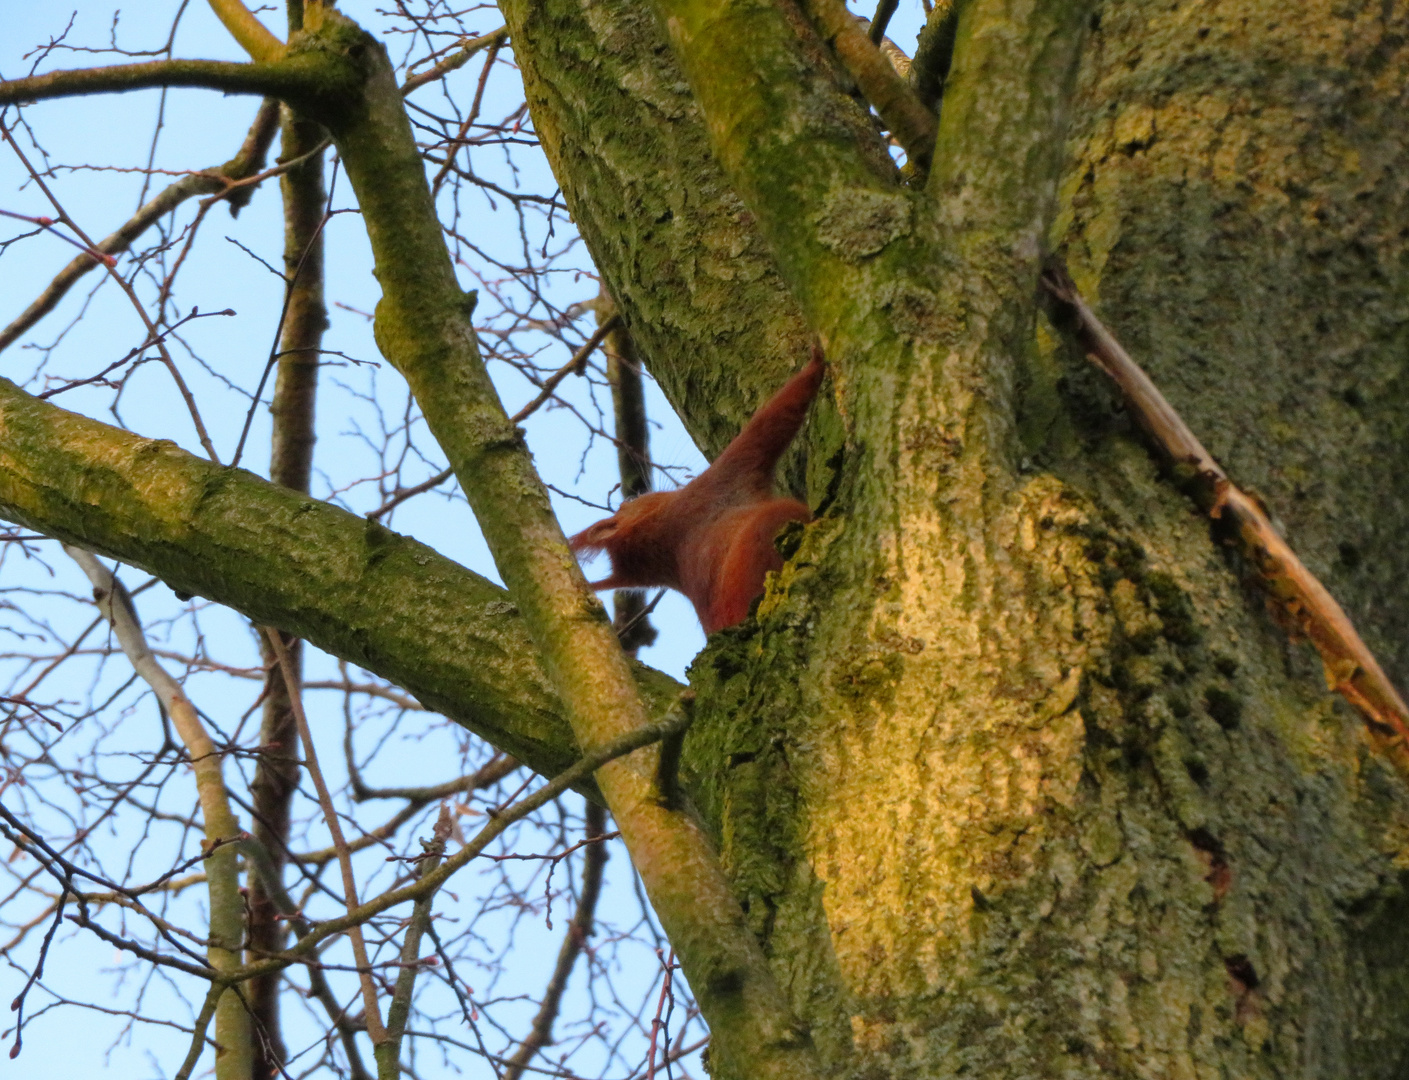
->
<box><xmin>0</xmin><ymin>377</ymin><xmax>683</xmax><ymax>784</ymax></box>
<box><xmin>0</xmin><ymin>59</ymin><xmax>321</xmax><ymax>107</ymax></box>
<box><xmin>924</xmin><ymin>0</ymin><xmax>1095</xmax><ymax>234</ymax></box>
<box><xmin>205</xmin><ymin>0</ymin><xmax>286</xmax><ymax>62</ymax></box>
<box><xmin>312</xmin><ymin>12</ymin><xmax>822</xmax><ymax>1077</ymax></box>
<box><xmin>909</xmin><ymin>0</ymin><xmax>961</xmax><ymax>111</ymax></box>
<box><xmin>496</xmin><ymin>0</ymin><xmax>816</xmax><ymax>461</ymax></box>
<box><xmin>643</xmin><ymin>0</ymin><xmax>909</xmax><ymax>323</ymax></box>
<box><xmin>805</xmin><ymin>0</ymin><xmax>937</xmax><ymax>171</ymax></box>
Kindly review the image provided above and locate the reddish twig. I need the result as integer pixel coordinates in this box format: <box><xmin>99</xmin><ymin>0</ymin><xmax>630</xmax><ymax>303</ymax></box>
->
<box><xmin>0</xmin><ymin>208</ymin><xmax>116</xmax><ymax>266</ymax></box>
<box><xmin>645</xmin><ymin>948</ymin><xmax>677</xmax><ymax>1080</ymax></box>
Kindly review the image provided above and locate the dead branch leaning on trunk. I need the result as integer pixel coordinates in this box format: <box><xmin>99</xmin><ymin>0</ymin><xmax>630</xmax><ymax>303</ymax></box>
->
<box><xmin>1040</xmin><ymin>259</ymin><xmax>1409</xmax><ymax>778</ymax></box>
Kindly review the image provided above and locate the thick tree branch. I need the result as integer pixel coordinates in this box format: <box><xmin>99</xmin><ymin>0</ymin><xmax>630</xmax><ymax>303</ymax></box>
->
<box><xmin>312</xmin><ymin>13</ymin><xmax>822</xmax><ymax>1079</ymax></box>
<box><xmin>909</xmin><ymin>0</ymin><xmax>960</xmax><ymax>111</ymax></box>
<box><xmin>868</xmin><ymin>0</ymin><xmax>900</xmax><ymax>43</ymax></box>
<box><xmin>0</xmin><ymin>378</ymin><xmax>684</xmax><ymax>782</ymax></box>
<box><xmin>925</xmin><ymin>0</ymin><xmax>1095</xmax><ymax>241</ymax></box>
<box><xmin>643</xmin><ymin>0</ymin><xmax>907</xmax><ymax>313</ymax></box>
<box><xmin>0</xmin><ymin>59</ymin><xmax>323</xmax><ymax>108</ymax></box>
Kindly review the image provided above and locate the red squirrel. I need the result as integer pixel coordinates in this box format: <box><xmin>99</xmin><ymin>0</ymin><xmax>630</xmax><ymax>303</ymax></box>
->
<box><xmin>570</xmin><ymin>348</ymin><xmax>826</xmax><ymax>633</ymax></box>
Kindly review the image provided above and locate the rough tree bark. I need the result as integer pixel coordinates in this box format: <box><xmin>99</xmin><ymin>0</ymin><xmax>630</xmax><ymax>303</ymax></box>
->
<box><xmin>1</xmin><ymin>0</ymin><xmax>1407</xmax><ymax>1077</ymax></box>
<box><xmin>506</xmin><ymin>0</ymin><xmax>1409</xmax><ymax>1074</ymax></box>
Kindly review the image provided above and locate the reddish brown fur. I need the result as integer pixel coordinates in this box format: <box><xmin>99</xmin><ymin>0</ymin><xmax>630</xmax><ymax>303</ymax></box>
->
<box><xmin>570</xmin><ymin>348</ymin><xmax>826</xmax><ymax>633</ymax></box>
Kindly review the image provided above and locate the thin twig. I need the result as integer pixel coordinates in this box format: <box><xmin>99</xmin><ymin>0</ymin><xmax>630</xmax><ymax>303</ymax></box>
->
<box><xmin>0</xmin><ymin>208</ymin><xmax>116</xmax><ymax>264</ymax></box>
<box><xmin>430</xmin><ymin>35</ymin><xmax>505</xmax><ymax>197</ymax></box>
<box><xmin>365</xmin><ymin>316</ymin><xmax>619</xmax><ymax>520</ymax></box>
<box><xmin>61</xmin><ymin>907</ymin><xmax>213</xmax><ymax>979</ymax></box>
<box><xmin>37</xmin><ymin>308</ymin><xmax>235</xmax><ymax>401</ymax></box>
<box><xmin>0</xmin><ymin>120</ymin><xmax>221</xmax><ymax>461</ymax></box>
<box><xmin>232</xmin><ymin>695</ymin><xmax>696</xmax><ymax>985</ymax></box>
<box><xmin>363</xmin><ymin>466</ymin><xmax>455</xmax><ymax>522</ymax></box>
<box><xmin>263</xmin><ymin>628</ymin><xmax>388</xmax><ymax>1045</ymax></box>
<box><xmin>0</xmin><ymin>98</ymin><xmax>278</xmax><ymax>354</ymax></box>
<box><xmin>500</xmin><ymin>799</ymin><xmax>608</xmax><ymax>1080</ymax></box>
<box><xmin>645</xmin><ymin>949</ymin><xmax>677</xmax><ymax>1080</ymax></box>
<box><xmin>6</xmin><ymin>887</ymin><xmax>66</xmax><ymax>1060</ymax></box>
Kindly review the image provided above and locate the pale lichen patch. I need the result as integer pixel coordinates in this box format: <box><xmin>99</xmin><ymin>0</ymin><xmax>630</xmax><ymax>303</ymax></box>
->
<box><xmin>813</xmin><ymin>187</ymin><xmax>912</xmax><ymax>260</ymax></box>
<box><xmin>802</xmin><ymin>476</ymin><xmax>1114</xmax><ymax>1001</ymax></box>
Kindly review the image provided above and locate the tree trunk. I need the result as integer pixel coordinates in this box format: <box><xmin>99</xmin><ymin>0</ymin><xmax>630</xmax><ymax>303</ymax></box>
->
<box><xmin>518</xmin><ymin>0</ymin><xmax>1409</xmax><ymax>1075</ymax></box>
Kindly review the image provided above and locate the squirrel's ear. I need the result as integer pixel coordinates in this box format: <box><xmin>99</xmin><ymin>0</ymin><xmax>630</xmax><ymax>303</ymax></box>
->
<box><xmin>568</xmin><ymin>515</ymin><xmax>621</xmax><ymax>554</ymax></box>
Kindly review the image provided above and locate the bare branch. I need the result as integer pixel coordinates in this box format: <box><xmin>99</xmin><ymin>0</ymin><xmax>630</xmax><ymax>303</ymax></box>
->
<box><xmin>402</xmin><ymin>29</ymin><xmax>509</xmax><ymax>95</ymax></box>
<box><xmin>500</xmin><ymin>800</ymin><xmax>607</xmax><ymax>1080</ymax></box>
<box><xmin>376</xmin><ymin>804</ymin><xmax>454</xmax><ymax>1077</ymax></box>
<box><xmin>64</xmin><ymin>546</ymin><xmax>253</xmax><ymax>1077</ymax></box>
<box><xmin>0</xmin><ymin>98</ymin><xmax>279</xmax><ymax>354</ymax></box>
<box><xmin>264</xmin><ymin>627</ymin><xmax>388</xmax><ymax>1045</ymax></box>
<box><xmin>0</xmin><ymin>59</ymin><xmax>317</xmax><ymax>107</ymax></box>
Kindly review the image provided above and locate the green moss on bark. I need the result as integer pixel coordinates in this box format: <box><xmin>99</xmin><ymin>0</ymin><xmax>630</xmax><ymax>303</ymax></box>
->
<box><xmin>0</xmin><ymin>378</ymin><xmax>685</xmax><ymax>779</ymax></box>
